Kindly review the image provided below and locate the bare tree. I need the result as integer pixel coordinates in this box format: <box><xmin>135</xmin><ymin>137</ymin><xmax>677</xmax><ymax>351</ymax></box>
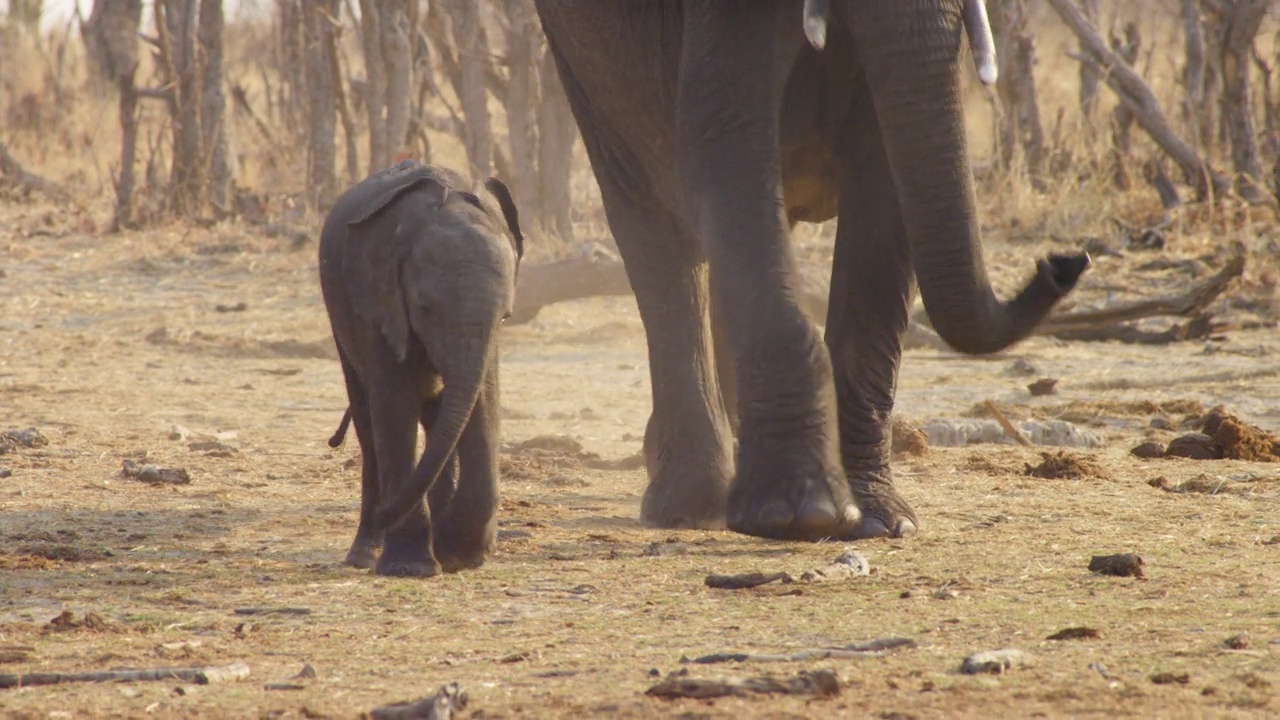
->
<box><xmin>155</xmin><ymin>0</ymin><xmax>203</xmax><ymax>216</ymax></box>
<box><xmin>537</xmin><ymin>44</ymin><xmax>576</xmax><ymax>243</ymax></box>
<box><xmin>989</xmin><ymin>0</ymin><xmax>1046</xmax><ymax>181</ymax></box>
<box><xmin>357</xmin><ymin>0</ymin><xmax>411</xmax><ymax>172</ymax></box>
<box><xmin>502</xmin><ymin>0</ymin><xmax>539</xmax><ymax>213</ymax></box>
<box><xmin>1181</xmin><ymin>0</ymin><xmax>1207</xmax><ymax>149</ymax></box>
<box><xmin>301</xmin><ymin>0</ymin><xmax>340</xmax><ymax>210</ymax></box>
<box><xmin>1214</xmin><ymin>0</ymin><xmax>1268</xmax><ymax>201</ymax></box>
<box><xmin>199</xmin><ymin>0</ymin><xmax>229</xmax><ymax>213</ymax></box>
<box><xmin>445</xmin><ymin>0</ymin><xmax>493</xmax><ymax>178</ymax></box>
<box><xmin>1078</xmin><ymin>0</ymin><xmax>1101</xmax><ymax>124</ymax></box>
<box><xmin>8</xmin><ymin>0</ymin><xmax>42</xmax><ymax>34</ymax></box>
<box><xmin>81</xmin><ymin>0</ymin><xmax>143</xmax><ymax>229</ymax></box>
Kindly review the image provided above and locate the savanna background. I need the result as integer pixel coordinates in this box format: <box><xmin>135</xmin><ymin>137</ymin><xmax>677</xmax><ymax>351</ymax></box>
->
<box><xmin>0</xmin><ymin>1</ymin><xmax>1277</xmax><ymax>718</ymax></box>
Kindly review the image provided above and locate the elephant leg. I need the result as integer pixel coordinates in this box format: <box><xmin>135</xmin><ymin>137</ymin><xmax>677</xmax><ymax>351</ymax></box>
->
<box><xmin>825</xmin><ymin>90</ymin><xmax>920</xmax><ymax>539</ymax></box>
<box><xmin>338</xmin><ymin>350</ymin><xmax>383</xmax><ymax>569</ymax></box>
<box><xmin>591</xmin><ymin>168</ymin><xmax>734</xmax><ymax>529</ymax></box>
<box><xmin>676</xmin><ymin>5</ymin><xmax>857</xmax><ymax>540</ymax></box>
<box><xmin>419</xmin><ymin>398</ymin><xmax>458</xmax><ymax>523</ymax></box>
<box><xmin>710</xmin><ymin>293</ymin><xmax>738</xmax><ymax>436</ymax></box>
<box><xmin>432</xmin><ymin>368</ymin><xmax>500</xmax><ymax>573</ymax></box>
<box><xmin>367</xmin><ymin>368</ymin><xmax>439</xmax><ymax>578</ymax></box>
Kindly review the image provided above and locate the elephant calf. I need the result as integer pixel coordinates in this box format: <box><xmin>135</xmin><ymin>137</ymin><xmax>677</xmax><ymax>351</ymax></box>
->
<box><xmin>319</xmin><ymin>160</ymin><xmax>524</xmax><ymax>577</ymax></box>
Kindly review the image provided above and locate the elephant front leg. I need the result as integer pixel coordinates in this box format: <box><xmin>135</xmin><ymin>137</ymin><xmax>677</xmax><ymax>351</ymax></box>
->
<box><xmin>431</xmin><ymin>368</ymin><xmax>499</xmax><ymax>573</ymax></box>
<box><xmin>369</xmin><ymin>378</ymin><xmax>440</xmax><ymax>577</ymax></box>
<box><xmin>676</xmin><ymin>4</ymin><xmax>857</xmax><ymax>540</ymax></box>
<box><xmin>824</xmin><ymin>89</ymin><xmax>920</xmax><ymax>539</ymax></box>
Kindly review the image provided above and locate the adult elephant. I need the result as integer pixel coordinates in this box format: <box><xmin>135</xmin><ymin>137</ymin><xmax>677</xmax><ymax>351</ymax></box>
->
<box><xmin>533</xmin><ymin>0</ymin><xmax>1088</xmax><ymax>541</ymax></box>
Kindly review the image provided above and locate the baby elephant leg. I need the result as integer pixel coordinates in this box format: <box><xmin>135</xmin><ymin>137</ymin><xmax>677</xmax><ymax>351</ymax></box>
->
<box><xmin>431</xmin><ymin>372</ymin><xmax>499</xmax><ymax>573</ymax></box>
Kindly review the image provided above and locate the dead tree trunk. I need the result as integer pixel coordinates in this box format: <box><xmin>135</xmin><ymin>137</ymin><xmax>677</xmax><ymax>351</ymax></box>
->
<box><xmin>502</xmin><ymin>0</ymin><xmax>540</xmax><ymax>214</ymax></box>
<box><xmin>81</xmin><ymin>0</ymin><xmax>142</xmax><ymax>229</ymax></box>
<box><xmin>156</xmin><ymin>0</ymin><xmax>204</xmax><ymax>216</ymax></box>
<box><xmin>274</xmin><ymin>0</ymin><xmax>307</xmax><ymax>134</ymax></box>
<box><xmin>358</xmin><ymin>0</ymin><xmax>388</xmax><ymax>171</ymax></box>
<box><xmin>1048</xmin><ymin>0</ymin><xmax>1230</xmax><ymax>200</ymax></box>
<box><xmin>381</xmin><ymin>0</ymin><xmax>413</xmax><ymax>168</ymax></box>
<box><xmin>1181</xmin><ymin>0</ymin><xmax>1207</xmax><ymax>150</ymax></box>
<box><xmin>1217</xmin><ymin>0</ymin><xmax>1268</xmax><ymax>202</ymax></box>
<box><xmin>446</xmin><ymin>0</ymin><xmax>493</xmax><ymax>178</ymax></box>
<box><xmin>988</xmin><ymin>0</ymin><xmax>1046</xmax><ymax>182</ymax></box>
<box><xmin>198</xmin><ymin>0</ymin><xmax>229</xmax><ymax>215</ymax></box>
<box><xmin>1110</xmin><ymin>23</ymin><xmax>1140</xmax><ymax>189</ymax></box>
<box><xmin>537</xmin><ymin>43</ymin><xmax>576</xmax><ymax>244</ymax></box>
<box><xmin>1078</xmin><ymin>0</ymin><xmax>1101</xmax><ymax>125</ymax></box>
<box><xmin>301</xmin><ymin>0</ymin><xmax>339</xmax><ymax>210</ymax></box>
<box><xmin>8</xmin><ymin>0</ymin><xmax>42</xmax><ymax>35</ymax></box>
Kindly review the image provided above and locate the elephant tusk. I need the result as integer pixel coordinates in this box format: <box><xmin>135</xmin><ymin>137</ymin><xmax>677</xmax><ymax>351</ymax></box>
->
<box><xmin>962</xmin><ymin>0</ymin><xmax>998</xmax><ymax>86</ymax></box>
<box><xmin>803</xmin><ymin>0</ymin><xmax>828</xmax><ymax>51</ymax></box>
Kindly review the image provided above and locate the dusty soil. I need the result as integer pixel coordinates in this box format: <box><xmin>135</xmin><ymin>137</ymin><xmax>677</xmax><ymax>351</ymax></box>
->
<box><xmin>1</xmin><ymin>203</ymin><xmax>1278</xmax><ymax>719</ymax></box>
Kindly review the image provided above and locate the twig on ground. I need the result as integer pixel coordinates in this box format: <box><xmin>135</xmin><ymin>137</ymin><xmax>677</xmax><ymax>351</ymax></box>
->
<box><xmin>684</xmin><ymin>637</ymin><xmax>916</xmax><ymax>665</ymax></box>
<box><xmin>0</xmin><ymin>662</ymin><xmax>250</xmax><ymax>689</ymax></box>
<box><xmin>983</xmin><ymin>400</ymin><xmax>1032</xmax><ymax>447</ymax></box>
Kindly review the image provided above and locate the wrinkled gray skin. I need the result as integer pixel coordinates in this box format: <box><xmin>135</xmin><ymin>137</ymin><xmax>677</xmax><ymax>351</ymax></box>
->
<box><xmin>534</xmin><ymin>1</ymin><xmax>1089</xmax><ymax>541</ymax></box>
<box><xmin>319</xmin><ymin>161</ymin><xmax>524</xmax><ymax>577</ymax></box>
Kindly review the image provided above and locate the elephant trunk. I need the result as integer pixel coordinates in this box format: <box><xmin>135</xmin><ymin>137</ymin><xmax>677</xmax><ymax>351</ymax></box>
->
<box><xmin>372</xmin><ymin>330</ymin><xmax>494</xmax><ymax>532</ymax></box>
<box><xmin>847</xmin><ymin>2</ymin><xmax>1088</xmax><ymax>355</ymax></box>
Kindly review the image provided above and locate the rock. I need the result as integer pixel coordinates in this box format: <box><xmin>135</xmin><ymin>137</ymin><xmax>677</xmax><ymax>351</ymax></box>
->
<box><xmin>1088</xmin><ymin>553</ymin><xmax>1144</xmax><ymax>578</ymax></box>
<box><xmin>168</xmin><ymin>424</ymin><xmax>191</xmax><ymax>441</ymax></box>
<box><xmin>1165</xmin><ymin>433</ymin><xmax>1221</xmax><ymax>460</ymax></box>
<box><xmin>120</xmin><ymin>459</ymin><xmax>192</xmax><ymax>485</ymax></box>
<box><xmin>1130</xmin><ymin>441</ymin><xmax>1166</xmax><ymax>459</ymax></box>
<box><xmin>1224</xmin><ymin>633</ymin><xmax>1251</xmax><ymax>650</ymax></box>
<box><xmin>1027</xmin><ymin>378</ymin><xmax>1058</xmax><ymax>396</ymax></box>
<box><xmin>960</xmin><ymin>649</ymin><xmax>1030</xmax><ymax>674</ymax></box>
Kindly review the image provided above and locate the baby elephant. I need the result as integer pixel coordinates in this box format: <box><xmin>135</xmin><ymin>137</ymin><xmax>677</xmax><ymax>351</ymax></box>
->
<box><xmin>319</xmin><ymin>160</ymin><xmax>524</xmax><ymax>577</ymax></box>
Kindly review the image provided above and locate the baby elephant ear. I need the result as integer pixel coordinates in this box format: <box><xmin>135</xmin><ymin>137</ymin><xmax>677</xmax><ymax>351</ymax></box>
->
<box><xmin>484</xmin><ymin>177</ymin><xmax>524</xmax><ymax>260</ymax></box>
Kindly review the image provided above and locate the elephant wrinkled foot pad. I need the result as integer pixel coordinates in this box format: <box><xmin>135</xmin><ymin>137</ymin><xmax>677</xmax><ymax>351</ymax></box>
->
<box><xmin>640</xmin><ymin>479</ymin><xmax>730</xmax><ymax>531</ymax></box>
<box><xmin>434</xmin><ymin>536</ymin><xmax>493</xmax><ymax>574</ymax></box>
<box><xmin>727</xmin><ymin>475</ymin><xmax>860</xmax><ymax>541</ymax></box>
<box><xmin>343</xmin><ymin>538</ymin><xmax>381</xmax><ymax>570</ymax></box>
<box><xmin>374</xmin><ymin>558</ymin><xmax>442</xmax><ymax>578</ymax></box>
<box><xmin>843</xmin><ymin>481</ymin><xmax>919</xmax><ymax>540</ymax></box>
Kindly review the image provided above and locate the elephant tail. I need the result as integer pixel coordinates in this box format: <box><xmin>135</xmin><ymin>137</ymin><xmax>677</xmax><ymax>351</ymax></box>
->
<box><xmin>327</xmin><ymin>407</ymin><xmax>353</xmax><ymax>448</ymax></box>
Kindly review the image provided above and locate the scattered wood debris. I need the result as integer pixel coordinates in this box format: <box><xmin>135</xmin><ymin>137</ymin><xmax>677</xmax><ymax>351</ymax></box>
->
<box><xmin>1046</xmin><ymin>627</ymin><xmax>1101</xmax><ymax>641</ymax></box>
<box><xmin>120</xmin><ymin>459</ymin><xmax>191</xmax><ymax>485</ymax></box>
<box><xmin>683</xmin><ymin>638</ymin><xmax>915</xmax><ymax>665</ymax></box>
<box><xmin>232</xmin><ymin>607</ymin><xmax>311</xmax><ymax>616</ymax></box>
<box><xmin>1150</xmin><ymin>671</ymin><xmax>1192</xmax><ymax>685</ymax></box>
<box><xmin>705</xmin><ymin>549</ymin><xmax>870</xmax><ymax>590</ymax></box>
<box><xmin>705</xmin><ymin>572</ymin><xmax>790</xmax><ymax>590</ymax></box>
<box><xmin>0</xmin><ymin>662</ymin><xmax>250</xmax><ymax>689</ymax></box>
<box><xmin>646</xmin><ymin>668</ymin><xmax>841</xmax><ymax>700</ymax></box>
<box><xmin>960</xmin><ymin>649</ymin><xmax>1031</xmax><ymax>675</ymax></box>
<box><xmin>370</xmin><ymin>682</ymin><xmax>467</xmax><ymax>720</ymax></box>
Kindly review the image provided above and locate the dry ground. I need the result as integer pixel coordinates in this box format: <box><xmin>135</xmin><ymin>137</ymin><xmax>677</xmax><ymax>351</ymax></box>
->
<box><xmin>0</xmin><ymin>199</ymin><xmax>1278</xmax><ymax>719</ymax></box>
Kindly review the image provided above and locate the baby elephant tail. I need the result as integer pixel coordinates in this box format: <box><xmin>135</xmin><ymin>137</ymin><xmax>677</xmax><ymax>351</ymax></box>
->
<box><xmin>327</xmin><ymin>408</ymin><xmax>353</xmax><ymax>448</ymax></box>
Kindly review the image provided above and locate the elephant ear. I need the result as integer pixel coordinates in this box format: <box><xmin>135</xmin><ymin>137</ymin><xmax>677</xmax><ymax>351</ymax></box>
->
<box><xmin>346</xmin><ymin>165</ymin><xmax>459</xmax><ymax>227</ymax></box>
<box><xmin>483</xmin><ymin>177</ymin><xmax>524</xmax><ymax>261</ymax></box>
<box><xmin>343</xmin><ymin>222</ymin><xmax>414</xmax><ymax>362</ymax></box>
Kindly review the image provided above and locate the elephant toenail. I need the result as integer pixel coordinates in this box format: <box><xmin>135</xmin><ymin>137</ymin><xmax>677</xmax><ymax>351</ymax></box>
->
<box><xmin>895</xmin><ymin>519</ymin><xmax>919</xmax><ymax>538</ymax></box>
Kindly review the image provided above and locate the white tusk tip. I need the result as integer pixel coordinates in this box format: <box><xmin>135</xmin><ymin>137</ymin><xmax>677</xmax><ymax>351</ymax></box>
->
<box><xmin>804</xmin><ymin>18</ymin><xmax>827</xmax><ymax>51</ymax></box>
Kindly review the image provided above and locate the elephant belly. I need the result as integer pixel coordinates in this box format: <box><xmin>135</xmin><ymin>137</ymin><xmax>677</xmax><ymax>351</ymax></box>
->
<box><xmin>782</xmin><ymin>140</ymin><xmax>841</xmax><ymax>225</ymax></box>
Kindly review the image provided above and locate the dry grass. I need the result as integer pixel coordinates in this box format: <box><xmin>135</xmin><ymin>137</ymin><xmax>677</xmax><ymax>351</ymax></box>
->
<box><xmin>1</xmin><ymin>7</ymin><xmax>1279</xmax><ymax>719</ymax></box>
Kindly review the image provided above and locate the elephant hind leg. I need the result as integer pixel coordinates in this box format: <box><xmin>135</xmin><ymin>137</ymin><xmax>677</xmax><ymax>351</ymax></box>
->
<box><xmin>337</xmin><ymin>349</ymin><xmax>383</xmax><ymax>569</ymax></box>
<box><xmin>825</xmin><ymin>91</ymin><xmax>919</xmax><ymax>539</ymax></box>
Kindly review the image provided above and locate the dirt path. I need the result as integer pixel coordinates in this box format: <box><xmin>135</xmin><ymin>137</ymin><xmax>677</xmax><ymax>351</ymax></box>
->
<box><xmin>0</xmin><ymin>213</ymin><xmax>1277</xmax><ymax>718</ymax></box>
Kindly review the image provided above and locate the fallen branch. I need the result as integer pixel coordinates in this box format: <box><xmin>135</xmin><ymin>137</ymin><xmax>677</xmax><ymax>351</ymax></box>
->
<box><xmin>1037</xmin><ymin>252</ymin><xmax>1245</xmax><ymax>334</ymax></box>
<box><xmin>1050</xmin><ymin>314</ymin><xmax>1222</xmax><ymax>344</ymax></box>
<box><xmin>684</xmin><ymin>637</ymin><xmax>916</xmax><ymax>665</ymax></box>
<box><xmin>510</xmin><ymin>250</ymin><xmax>632</xmax><ymax>324</ymax></box>
<box><xmin>983</xmin><ymin>400</ymin><xmax>1032</xmax><ymax>447</ymax></box>
<box><xmin>0</xmin><ymin>141</ymin><xmax>68</xmax><ymax>201</ymax></box>
<box><xmin>370</xmin><ymin>682</ymin><xmax>467</xmax><ymax>720</ymax></box>
<box><xmin>0</xmin><ymin>662</ymin><xmax>250</xmax><ymax>689</ymax></box>
<box><xmin>647</xmin><ymin>669</ymin><xmax>840</xmax><ymax>700</ymax></box>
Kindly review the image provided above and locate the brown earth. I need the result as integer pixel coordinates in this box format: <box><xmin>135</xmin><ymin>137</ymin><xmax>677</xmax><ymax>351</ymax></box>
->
<box><xmin>0</xmin><ymin>204</ymin><xmax>1278</xmax><ymax>719</ymax></box>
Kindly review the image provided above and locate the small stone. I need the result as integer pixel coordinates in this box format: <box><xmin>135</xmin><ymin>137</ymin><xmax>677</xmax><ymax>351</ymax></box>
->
<box><xmin>1027</xmin><ymin>378</ymin><xmax>1058</xmax><ymax>396</ymax></box>
<box><xmin>961</xmin><ymin>649</ymin><xmax>1029</xmax><ymax>674</ymax></box>
<box><xmin>1224</xmin><ymin>633</ymin><xmax>1251</xmax><ymax>650</ymax></box>
<box><xmin>1089</xmin><ymin>553</ymin><xmax>1144</xmax><ymax>578</ymax></box>
<box><xmin>890</xmin><ymin>417</ymin><xmax>928</xmax><ymax>457</ymax></box>
<box><xmin>169</xmin><ymin>424</ymin><xmax>191</xmax><ymax>441</ymax></box>
<box><xmin>1130</xmin><ymin>441</ymin><xmax>1166</xmax><ymax>459</ymax></box>
<box><xmin>0</xmin><ymin>467</ymin><xmax>11</xmax><ymax>478</ymax></box>
<box><xmin>1165</xmin><ymin>433</ymin><xmax>1221</xmax><ymax>460</ymax></box>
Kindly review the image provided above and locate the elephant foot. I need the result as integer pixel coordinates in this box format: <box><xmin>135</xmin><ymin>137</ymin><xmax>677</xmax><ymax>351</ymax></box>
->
<box><xmin>374</xmin><ymin>532</ymin><xmax>440</xmax><ymax>577</ymax></box>
<box><xmin>374</xmin><ymin>557</ymin><xmax>441</xmax><ymax>577</ymax></box>
<box><xmin>343</xmin><ymin>535</ymin><xmax>382</xmax><ymax>569</ymax></box>
<box><xmin>638</xmin><ymin>414</ymin><xmax>734</xmax><ymax>529</ymax></box>
<box><xmin>842</xmin><ymin>474</ymin><xmax>918</xmax><ymax>540</ymax></box>
<box><xmin>433</xmin><ymin>524</ymin><xmax>495</xmax><ymax>574</ymax></box>
<box><xmin>727</xmin><ymin>438</ymin><xmax>860</xmax><ymax>540</ymax></box>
